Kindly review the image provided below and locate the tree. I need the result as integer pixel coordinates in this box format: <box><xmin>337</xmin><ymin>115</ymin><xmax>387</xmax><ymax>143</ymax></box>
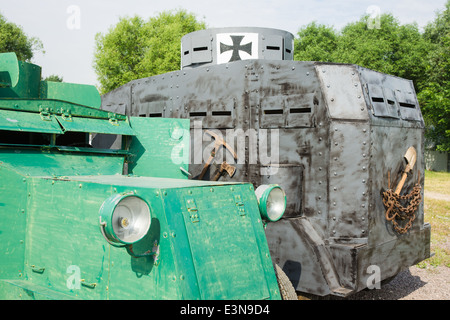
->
<box><xmin>332</xmin><ymin>14</ymin><xmax>429</xmax><ymax>88</ymax></box>
<box><xmin>294</xmin><ymin>22</ymin><xmax>337</xmax><ymax>62</ymax></box>
<box><xmin>0</xmin><ymin>12</ymin><xmax>43</xmax><ymax>61</ymax></box>
<box><xmin>418</xmin><ymin>0</ymin><xmax>450</xmax><ymax>152</ymax></box>
<box><xmin>94</xmin><ymin>9</ymin><xmax>206</xmax><ymax>94</ymax></box>
<box><xmin>43</xmin><ymin>74</ymin><xmax>63</xmax><ymax>82</ymax></box>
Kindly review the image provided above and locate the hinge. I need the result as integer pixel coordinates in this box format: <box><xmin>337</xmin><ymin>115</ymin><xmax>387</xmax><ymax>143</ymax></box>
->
<box><xmin>39</xmin><ymin>106</ymin><xmax>52</xmax><ymax>121</ymax></box>
<box><xmin>185</xmin><ymin>197</ymin><xmax>199</xmax><ymax>223</ymax></box>
<box><xmin>60</xmin><ymin>108</ymin><xmax>72</xmax><ymax>121</ymax></box>
<box><xmin>234</xmin><ymin>194</ymin><xmax>246</xmax><ymax>216</ymax></box>
<box><xmin>108</xmin><ymin>112</ymin><xmax>119</xmax><ymax>126</ymax></box>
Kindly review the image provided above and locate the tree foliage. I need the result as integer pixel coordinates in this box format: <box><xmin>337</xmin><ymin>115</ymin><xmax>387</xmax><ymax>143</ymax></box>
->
<box><xmin>43</xmin><ymin>74</ymin><xmax>63</xmax><ymax>82</ymax></box>
<box><xmin>418</xmin><ymin>1</ymin><xmax>450</xmax><ymax>151</ymax></box>
<box><xmin>94</xmin><ymin>9</ymin><xmax>206</xmax><ymax>94</ymax></box>
<box><xmin>0</xmin><ymin>12</ymin><xmax>43</xmax><ymax>62</ymax></box>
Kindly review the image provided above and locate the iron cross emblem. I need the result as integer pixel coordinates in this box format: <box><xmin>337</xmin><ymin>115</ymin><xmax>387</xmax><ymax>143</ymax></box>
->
<box><xmin>219</xmin><ymin>35</ymin><xmax>253</xmax><ymax>62</ymax></box>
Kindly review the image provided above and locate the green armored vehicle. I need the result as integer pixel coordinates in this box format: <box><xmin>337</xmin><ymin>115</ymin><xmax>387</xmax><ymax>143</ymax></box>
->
<box><xmin>0</xmin><ymin>52</ymin><xmax>294</xmax><ymax>300</ymax></box>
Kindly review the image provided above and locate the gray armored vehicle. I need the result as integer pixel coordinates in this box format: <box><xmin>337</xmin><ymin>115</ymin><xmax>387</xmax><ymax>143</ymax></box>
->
<box><xmin>100</xmin><ymin>27</ymin><xmax>431</xmax><ymax>297</ymax></box>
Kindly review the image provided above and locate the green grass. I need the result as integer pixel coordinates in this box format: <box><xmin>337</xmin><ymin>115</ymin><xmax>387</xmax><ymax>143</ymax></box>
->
<box><xmin>417</xmin><ymin>170</ymin><xmax>450</xmax><ymax>268</ymax></box>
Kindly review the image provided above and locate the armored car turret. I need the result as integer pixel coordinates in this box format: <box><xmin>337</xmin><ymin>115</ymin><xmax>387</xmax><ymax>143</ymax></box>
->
<box><xmin>101</xmin><ymin>27</ymin><xmax>432</xmax><ymax>297</ymax></box>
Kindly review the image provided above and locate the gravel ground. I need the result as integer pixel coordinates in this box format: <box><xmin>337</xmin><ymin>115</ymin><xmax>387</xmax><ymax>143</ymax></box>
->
<box><xmin>300</xmin><ymin>266</ymin><xmax>450</xmax><ymax>300</ymax></box>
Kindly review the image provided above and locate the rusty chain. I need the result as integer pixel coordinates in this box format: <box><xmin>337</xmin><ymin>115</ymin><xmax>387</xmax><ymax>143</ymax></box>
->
<box><xmin>382</xmin><ymin>172</ymin><xmax>423</xmax><ymax>234</ymax></box>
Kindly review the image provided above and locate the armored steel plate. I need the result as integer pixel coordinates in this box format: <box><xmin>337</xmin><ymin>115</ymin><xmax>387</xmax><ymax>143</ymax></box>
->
<box><xmin>55</xmin><ymin>115</ymin><xmax>134</xmax><ymax>136</ymax></box>
<box><xmin>167</xmin><ymin>185</ymin><xmax>272</xmax><ymax>299</ymax></box>
<box><xmin>0</xmin><ymin>109</ymin><xmax>63</xmax><ymax>134</ymax></box>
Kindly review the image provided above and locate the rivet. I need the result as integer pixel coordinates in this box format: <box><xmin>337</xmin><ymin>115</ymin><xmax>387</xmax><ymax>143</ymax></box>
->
<box><xmin>319</xmin><ymin>181</ymin><xmax>322</xmax><ymax>184</ymax></box>
<box><xmin>210</xmin><ymin>188</ymin><xmax>214</xmax><ymax>192</ymax></box>
<box><xmin>333</xmin><ymin>187</ymin><xmax>337</xmax><ymax>191</ymax></box>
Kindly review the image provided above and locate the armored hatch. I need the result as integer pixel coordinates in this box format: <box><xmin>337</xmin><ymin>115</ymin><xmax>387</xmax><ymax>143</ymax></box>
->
<box><xmin>100</xmin><ymin>27</ymin><xmax>431</xmax><ymax>297</ymax></box>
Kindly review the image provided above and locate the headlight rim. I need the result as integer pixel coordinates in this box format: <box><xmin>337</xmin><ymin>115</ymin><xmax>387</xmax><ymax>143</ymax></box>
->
<box><xmin>99</xmin><ymin>193</ymin><xmax>151</xmax><ymax>245</ymax></box>
<box><xmin>255</xmin><ymin>184</ymin><xmax>286</xmax><ymax>222</ymax></box>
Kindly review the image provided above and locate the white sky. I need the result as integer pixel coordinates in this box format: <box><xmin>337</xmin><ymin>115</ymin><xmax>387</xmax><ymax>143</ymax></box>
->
<box><xmin>0</xmin><ymin>0</ymin><xmax>447</xmax><ymax>87</ymax></box>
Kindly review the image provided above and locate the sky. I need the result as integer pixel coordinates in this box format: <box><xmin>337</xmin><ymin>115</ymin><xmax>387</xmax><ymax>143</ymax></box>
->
<box><xmin>0</xmin><ymin>0</ymin><xmax>447</xmax><ymax>87</ymax></box>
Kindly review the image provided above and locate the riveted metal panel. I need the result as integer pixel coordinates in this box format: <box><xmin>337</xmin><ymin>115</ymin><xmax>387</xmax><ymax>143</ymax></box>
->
<box><xmin>328</xmin><ymin>121</ymin><xmax>370</xmax><ymax>239</ymax></box>
<box><xmin>316</xmin><ymin>64</ymin><xmax>368</xmax><ymax>120</ymax></box>
<box><xmin>162</xmin><ymin>183</ymin><xmax>280</xmax><ymax>300</ymax></box>
<box><xmin>262</xmin><ymin>35</ymin><xmax>283</xmax><ymax>60</ymax></box>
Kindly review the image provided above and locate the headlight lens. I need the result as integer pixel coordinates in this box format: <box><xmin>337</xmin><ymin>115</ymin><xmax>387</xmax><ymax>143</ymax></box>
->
<box><xmin>99</xmin><ymin>194</ymin><xmax>151</xmax><ymax>245</ymax></box>
<box><xmin>255</xmin><ymin>185</ymin><xmax>286</xmax><ymax>222</ymax></box>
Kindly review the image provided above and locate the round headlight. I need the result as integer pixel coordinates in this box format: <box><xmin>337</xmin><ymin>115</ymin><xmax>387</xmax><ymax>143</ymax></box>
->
<box><xmin>99</xmin><ymin>194</ymin><xmax>151</xmax><ymax>245</ymax></box>
<box><xmin>255</xmin><ymin>185</ymin><xmax>286</xmax><ymax>222</ymax></box>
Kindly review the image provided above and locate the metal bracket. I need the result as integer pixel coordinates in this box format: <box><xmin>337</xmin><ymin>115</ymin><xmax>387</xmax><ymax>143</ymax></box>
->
<box><xmin>234</xmin><ymin>194</ymin><xmax>246</xmax><ymax>216</ymax></box>
<box><xmin>185</xmin><ymin>197</ymin><xmax>199</xmax><ymax>222</ymax></box>
<box><xmin>30</xmin><ymin>265</ymin><xmax>45</xmax><ymax>274</ymax></box>
<box><xmin>108</xmin><ymin>112</ymin><xmax>119</xmax><ymax>126</ymax></box>
<box><xmin>80</xmin><ymin>280</ymin><xmax>97</xmax><ymax>289</ymax></box>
